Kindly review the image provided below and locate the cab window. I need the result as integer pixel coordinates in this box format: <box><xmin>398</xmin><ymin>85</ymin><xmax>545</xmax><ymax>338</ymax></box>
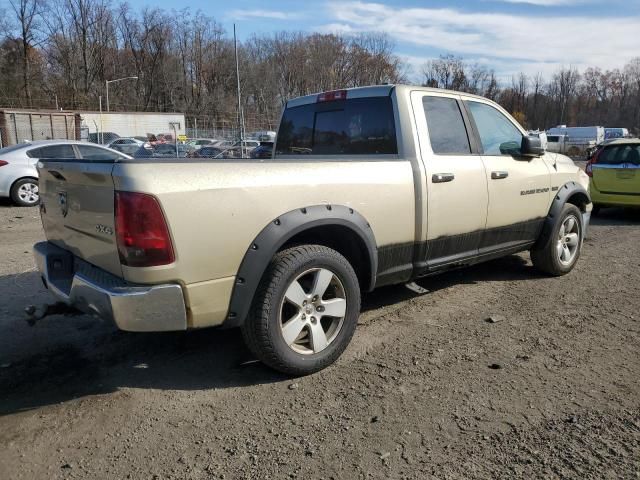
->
<box><xmin>422</xmin><ymin>96</ymin><xmax>471</xmax><ymax>155</ymax></box>
<box><xmin>466</xmin><ymin>101</ymin><xmax>523</xmax><ymax>156</ymax></box>
<box><xmin>276</xmin><ymin>97</ymin><xmax>397</xmax><ymax>156</ymax></box>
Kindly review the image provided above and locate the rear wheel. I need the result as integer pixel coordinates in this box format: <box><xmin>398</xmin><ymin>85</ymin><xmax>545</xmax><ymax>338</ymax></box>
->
<box><xmin>531</xmin><ymin>203</ymin><xmax>583</xmax><ymax>276</ymax></box>
<box><xmin>241</xmin><ymin>245</ymin><xmax>361</xmax><ymax>375</ymax></box>
<box><xmin>10</xmin><ymin>178</ymin><xmax>39</xmax><ymax>207</ymax></box>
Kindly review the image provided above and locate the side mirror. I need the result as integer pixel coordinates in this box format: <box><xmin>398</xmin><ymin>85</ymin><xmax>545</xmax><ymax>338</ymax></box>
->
<box><xmin>521</xmin><ymin>135</ymin><xmax>545</xmax><ymax>157</ymax></box>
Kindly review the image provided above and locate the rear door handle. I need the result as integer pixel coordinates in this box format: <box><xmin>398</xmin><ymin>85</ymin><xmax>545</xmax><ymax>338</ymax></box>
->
<box><xmin>491</xmin><ymin>171</ymin><xmax>509</xmax><ymax>180</ymax></box>
<box><xmin>49</xmin><ymin>170</ymin><xmax>67</xmax><ymax>181</ymax></box>
<box><xmin>432</xmin><ymin>173</ymin><xmax>455</xmax><ymax>183</ymax></box>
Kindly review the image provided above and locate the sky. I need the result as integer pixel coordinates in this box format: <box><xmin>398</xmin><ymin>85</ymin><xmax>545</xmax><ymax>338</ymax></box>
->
<box><xmin>3</xmin><ymin>0</ymin><xmax>639</xmax><ymax>81</ymax></box>
<box><xmin>159</xmin><ymin>0</ymin><xmax>639</xmax><ymax>80</ymax></box>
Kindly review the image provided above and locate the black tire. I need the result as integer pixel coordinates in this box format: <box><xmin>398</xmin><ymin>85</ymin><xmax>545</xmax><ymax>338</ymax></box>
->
<box><xmin>241</xmin><ymin>245</ymin><xmax>361</xmax><ymax>376</ymax></box>
<box><xmin>10</xmin><ymin>178</ymin><xmax>39</xmax><ymax>207</ymax></box>
<box><xmin>531</xmin><ymin>203</ymin><xmax>583</xmax><ymax>276</ymax></box>
<box><xmin>591</xmin><ymin>204</ymin><xmax>601</xmax><ymax>216</ymax></box>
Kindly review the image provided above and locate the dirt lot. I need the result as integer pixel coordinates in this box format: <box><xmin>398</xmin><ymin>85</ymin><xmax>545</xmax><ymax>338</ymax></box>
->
<box><xmin>0</xmin><ymin>199</ymin><xmax>639</xmax><ymax>479</ymax></box>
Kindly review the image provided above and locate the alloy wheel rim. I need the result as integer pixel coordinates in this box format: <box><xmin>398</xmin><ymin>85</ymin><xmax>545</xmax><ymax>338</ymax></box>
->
<box><xmin>557</xmin><ymin>215</ymin><xmax>580</xmax><ymax>266</ymax></box>
<box><xmin>279</xmin><ymin>267</ymin><xmax>347</xmax><ymax>355</ymax></box>
<box><xmin>18</xmin><ymin>183</ymin><xmax>39</xmax><ymax>204</ymax></box>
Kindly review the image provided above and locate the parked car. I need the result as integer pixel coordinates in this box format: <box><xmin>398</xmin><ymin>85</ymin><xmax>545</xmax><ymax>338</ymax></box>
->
<box><xmin>133</xmin><ymin>146</ymin><xmax>154</xmax><ymax>158</ymax></box>
<box><xmin>250</xmin><ymin>142</ymin><xmax>273</xmax><ymax>159</ymax></box>
<box><xmin>88</xmin><ymin>132</ymin><xmax>120</xmax><ymax>145</ymax></box>
<box><xmin>213</xmin><ymin>139</ymin><xmax>260</xmax><ymax>152</ymax></box>
<box><xmin>152</xmin><ymin>143</ymin><xmax>195</xmax><ymax>158</ymax></box>
<box><xmin>186</xmin><ymin>138</ymin><xmax>219</xmax><ymax>149</ymax></box>
<box><xmin>108</xmin><ymin>137</ymin><xmax>147</xmax><ymax>156</ymax></box>
<box><xmin>0</xmin><ymin>140</ymin><xmax>130</xmax><ymax>206</ymax></box>
<box><xmin>585</xmin><ymin>138</ymin><xmax>640</xmax><ymax>214</ymax></box>
<box><xmin>34</xmin><ymin>85</ymin><xmax>591</xmax><ymax>375</ymax></box>
<box><xmin>190</xmin><ymin>146</ymin><xmax>224</xmax><ymax>158</ymax></box>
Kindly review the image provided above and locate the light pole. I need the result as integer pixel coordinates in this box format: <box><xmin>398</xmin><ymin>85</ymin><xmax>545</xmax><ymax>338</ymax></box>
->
<box><xmin>106</xmin><ymin>76</ymin><xmax>138</xmax><ymax>112</ymax></box>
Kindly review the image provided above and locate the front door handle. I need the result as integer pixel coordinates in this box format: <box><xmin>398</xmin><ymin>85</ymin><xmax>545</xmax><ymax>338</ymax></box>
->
<box><xmin>491</xmin><ymin>171</ymin><xmax>509</xmax><ymax>180</ymax></box>
<box><xmin>432</xmin><ymin>173</ymin><xmax>455</xmax><ymax>183</ymax></box>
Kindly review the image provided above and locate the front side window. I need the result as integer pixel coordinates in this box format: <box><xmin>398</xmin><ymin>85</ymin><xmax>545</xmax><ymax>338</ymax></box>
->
<box><xmin>276</xmin><ymin>97</ymin><xmax>397</xmax><ymax>156</ymax></box>
<box><xmin>466</xmin><ymin>101</ymin><xmax>523</xmax><ymax>156</ymax></box>
<box><xmin>422</xmin><ymin>96</ymin><xmax>471</xmax><ymax>155</ymax></box>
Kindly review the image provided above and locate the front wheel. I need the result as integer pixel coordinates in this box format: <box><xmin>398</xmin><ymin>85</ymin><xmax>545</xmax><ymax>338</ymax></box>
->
<box><xmin>531</xmin><ymin>203</ymin><xmax>583</xmax><ymax>276</ymax></box>
<box><xmin>241</xmin><ymin>245</ymin><xmax>361</xmax><ymax>376</ymax></box>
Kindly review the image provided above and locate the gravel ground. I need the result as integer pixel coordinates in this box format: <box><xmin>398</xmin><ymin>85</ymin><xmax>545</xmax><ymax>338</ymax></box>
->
<box><xmin>0</xmin><ymin>198</ymin><xmax>639</xmax><ymax>479</ymax></box>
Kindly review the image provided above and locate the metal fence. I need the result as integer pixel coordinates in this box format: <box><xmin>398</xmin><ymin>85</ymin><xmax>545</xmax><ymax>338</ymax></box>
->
<box><xmin>0</xmin><ymin>108</ymin><xmax>276</xmax><ymax>159</ymax></box>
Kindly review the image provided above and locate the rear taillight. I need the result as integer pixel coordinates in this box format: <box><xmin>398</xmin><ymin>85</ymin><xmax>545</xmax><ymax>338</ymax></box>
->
<box><xmin>114</xmin><ymin>191</ymin><xmax>175</xmax><ymax>267</ymax></box>
<box><xmin>0</xmin><ymin>160</ymin><xmax>8</xmax><ymax>167</ymax></box>
<box><xmin>585</xmin><ymin>149</ymin><xmax>601</xmax><ymax>178</ymax></box>
<box><xmin>317</xmin><ymin>90</ymin><xmax>347</xmax><ymax>102</ymax></box>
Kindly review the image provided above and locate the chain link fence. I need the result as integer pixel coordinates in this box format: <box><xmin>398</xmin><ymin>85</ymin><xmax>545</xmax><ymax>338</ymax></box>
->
<box><xmin>0</xmin><ymin>108</ymin><xmax>277</xmax><ymax>159</ymax></box>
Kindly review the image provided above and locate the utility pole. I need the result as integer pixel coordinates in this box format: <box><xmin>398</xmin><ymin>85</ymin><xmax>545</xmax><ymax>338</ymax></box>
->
<box><xmin>99</xmin><ymin>96</ymin><xmax>103</xmax><ymax>144</ymax></box>
<box><xmin>106</xmin><ymin>76</ymin><xmax>138</xmax><ymax>112</ymax></box>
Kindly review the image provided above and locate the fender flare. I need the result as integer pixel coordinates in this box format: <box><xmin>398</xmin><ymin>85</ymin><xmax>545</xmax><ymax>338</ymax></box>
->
<box><xmin>534</xmin><ymin>181</ymin><xmax>591</xmax><ymax>250</ymax></box>
<box><xmin>223</xmin><ymin>204</ymin><xmax>378</xmax><ymax>328</ymax></box>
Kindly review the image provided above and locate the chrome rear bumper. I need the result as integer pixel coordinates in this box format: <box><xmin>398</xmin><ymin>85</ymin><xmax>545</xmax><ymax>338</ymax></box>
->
<box><xmin>33</xmin><ymin>242</ymin><xmax>187</xmax><ymax>332</ymax></box>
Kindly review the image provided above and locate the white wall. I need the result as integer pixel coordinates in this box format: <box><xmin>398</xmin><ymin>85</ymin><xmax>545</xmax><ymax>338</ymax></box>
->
<box><xmin>80</xmin><ymin>112</ymin><xmax>186</xmax><ymax>138</ymax></box>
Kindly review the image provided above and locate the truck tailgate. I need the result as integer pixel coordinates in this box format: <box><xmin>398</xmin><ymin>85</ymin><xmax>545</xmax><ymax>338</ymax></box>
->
<box><xmin>38</xmin><ymin>161</ymin><xmax>122</xmax><ymax>277</ymax></box>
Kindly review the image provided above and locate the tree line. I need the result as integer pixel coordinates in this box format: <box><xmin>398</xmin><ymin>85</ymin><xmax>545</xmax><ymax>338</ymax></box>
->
<box><xmin>1</xmin><ymin>0</ymin><xmax>639</xmax><ymax>134</ymax></box>
<box><xmin>422</xmin><ymin>55</ymin><xmax>640</xmax><ymax>133</ymax></box>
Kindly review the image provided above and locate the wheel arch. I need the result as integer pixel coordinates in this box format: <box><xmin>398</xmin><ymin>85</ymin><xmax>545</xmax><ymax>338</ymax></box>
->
<box><xmin>534</xmin><ymin>181</ymin><xmax>590</xmax><ymax>250</ymax></box>
<box><xmin>223</xmin><ymin>204</ymin><xmax>378</xmax><ymax>328</ymax></box>
<box><xmin>11</xmin><ymin>175</ymin><xmax>39</xmax><ymax>190</ymax></box>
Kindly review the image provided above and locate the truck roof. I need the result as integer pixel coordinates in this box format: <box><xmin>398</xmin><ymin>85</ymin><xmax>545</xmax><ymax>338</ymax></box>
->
<box><xmin>600</xmin><ymin>138</ymin><xmax>639</xmax><ymax>146</ymax></box>
<box><xmin>285</xmin><ymin>84</ymin><xmax>491</xmax><ymax>108</ymax></box>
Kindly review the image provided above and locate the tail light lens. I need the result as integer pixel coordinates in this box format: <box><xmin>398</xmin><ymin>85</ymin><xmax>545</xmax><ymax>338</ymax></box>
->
<box><xmin>115</xmin><ymin>191</ymin><xmax>175</xmax><ymax>267</ymax></box>
<box><xmin>0</xmin><ymin>160</ymin><xmax>8</xmax><ymax>167</ymax></box>
<box><xmin>585</xmin><ymin>149</ymin><xmax>601</xmax><ymax>177</ymax></box>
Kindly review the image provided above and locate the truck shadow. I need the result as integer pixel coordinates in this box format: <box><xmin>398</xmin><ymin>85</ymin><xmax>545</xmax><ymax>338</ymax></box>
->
<box><xmin>589</xmin><ymin>207</ymin><xmax>640</xmax><ymax>227</ymax></box>
<box><xmin>0</xmin><ymin>253</ymin><xmax>545</xmax><ymax>415</ymax></box>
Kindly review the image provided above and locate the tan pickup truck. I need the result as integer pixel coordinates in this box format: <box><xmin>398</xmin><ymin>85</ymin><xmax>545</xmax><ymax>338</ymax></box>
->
<box><xmin>34</xmin><ymin>85</ymin><xmax>592</xmax><ymax>375</ymax></box>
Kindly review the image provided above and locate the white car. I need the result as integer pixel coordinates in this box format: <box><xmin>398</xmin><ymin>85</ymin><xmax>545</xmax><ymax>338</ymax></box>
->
<box><xmin>107</xmin><ymin>138</ymin><xmax>147</xmax><ymax>156</ymax></box>
<box><xmin>0</xmin><ymin>140</ymin><xmax>130</xmax><ymax>206</ymax></box>
<box><xmin>186</xmin><ymin>138</ymin><xmax>219</xmax><ymax>149</ymax></box>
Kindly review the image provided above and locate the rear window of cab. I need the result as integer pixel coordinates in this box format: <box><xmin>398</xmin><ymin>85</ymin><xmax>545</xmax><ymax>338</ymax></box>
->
<box><xmin>275</xmin><ymin>97</ymin><xmax>398</xmax><ymax>156</ymax></box>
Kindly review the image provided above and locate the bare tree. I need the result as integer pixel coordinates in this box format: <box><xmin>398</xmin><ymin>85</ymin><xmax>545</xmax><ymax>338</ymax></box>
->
<box><xmin>8</xmin><ymin>0</ymin><xmax>41</xmax><ymax>106</ymax></box>
<box><xmin>422</xmin><ymin>54</ymin><xmax>466</xmax><ymax>90</ymax></box>
<box><xmin>2</xmin><ymin>0</ymin><xmax>640</xmax><ymax>135</ymax></box>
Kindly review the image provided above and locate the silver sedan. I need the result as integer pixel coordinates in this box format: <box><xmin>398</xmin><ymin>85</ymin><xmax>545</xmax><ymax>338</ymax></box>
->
<box><xmin>0</xmin><ymin>140</ymin><xmax>130</xmax><ymax>206</ymax></box>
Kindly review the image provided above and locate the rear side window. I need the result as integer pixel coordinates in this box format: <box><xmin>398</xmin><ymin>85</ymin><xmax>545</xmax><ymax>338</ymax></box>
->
<box><xmin>422</xmin><ymin>96</ymin><xmax>471</xmax><ymax>154</ymax></box>
<box><xmin>28</xmin><ymin>144</ymin><xmax>76</xmax><ymax>159</ymax></box>
<box><xmin>76</xmin><ymin>145</ymin><xmax>122</xmax><ymax>161</ymax></box>
<box><xmin>275</xmin><ymin>97</ymin><xmax>397</xmax><ymax>156</ymax></box>
<box><xmin>466</xmin><ymin>101</ymin><xmax>523</xmax><ymax>156</ymax></box>
<box><xmin>547</xmin><ymin>136</ymin><xmax>560</xmax><ymax>142</ymax></box>
<box><xmin>600</xmin><ymin>145</ymin><xmax>640</xmax><ymax>165</ymax></box>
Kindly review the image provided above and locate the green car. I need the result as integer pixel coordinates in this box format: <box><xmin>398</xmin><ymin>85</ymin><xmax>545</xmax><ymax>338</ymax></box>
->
<box><xmin>586</xmin><ymin>138</ymin><xmax>640</xmax><ymax>213</ymax></box>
